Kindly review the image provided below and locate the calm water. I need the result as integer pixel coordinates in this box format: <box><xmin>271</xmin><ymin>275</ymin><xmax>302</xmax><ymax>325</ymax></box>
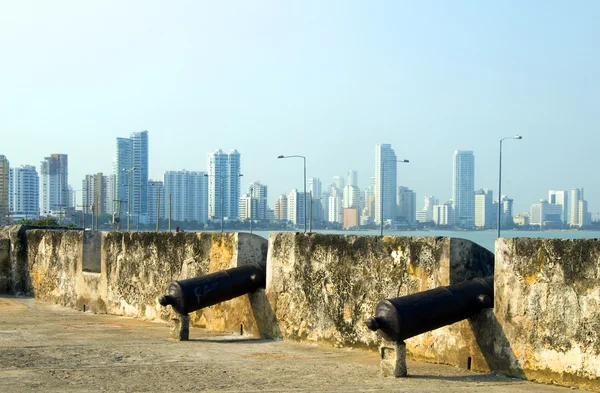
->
<box><xmin>247</xmin><ymin>229</ymin><xmax>600</xmax><ymax>253</ymax></box>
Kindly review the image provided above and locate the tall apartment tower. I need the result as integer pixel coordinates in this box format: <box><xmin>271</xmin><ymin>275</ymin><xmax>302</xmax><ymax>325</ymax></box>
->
<box><xmin>131</xmin><ymin>131</ymin><xmax>149</xmax><ymax>218</ymax></box>
<box><xmin>147</xmin><ymin>180</ymin><xmax>165</xmax><ymax>223</ymax></box>
<box><xmin>82</xmin><ymin>173</ymin><xmax>113</xmax><ymax>215</ymax></box>
<box><xmin>207</xmin><ymin>149</ymin><xmax>241</xmax><ymax>221</ymax></box>
<box><xmin>40</xmin><ymin>154</ymin><xmax>68</xmax><ymax>216</ymax></box>
<box><xmin>375</xmin><ymin>144</ymin><xmax>397</xmax><ymax>224</ymax></box>
<box><xmin>397</xmin><ymin>186</ymin><xmax>416</xmax><ymax>224</ymax></box>
<box><xmin>274</xmin><ymin>194</ymin><xmax>288</xmax><ymax>221</ymax></box>
<box><xmin>286</xmin><ymin>189</ymin><xmax>306</xmax><ymax>226</ymax></box>
<box><xmin>347</xmin><ymin>170</ymin><xmax>358</xmax><ymax>187</ymax></box>
<box><xmin>308</xmin><ymin>177</ymin><xmax>323</xmax><ymax>222</ymax></box>
<box><xmin>0</xmin><ymin>156</ymin><xmax>9</xmax><ymax>225</ymax></box>
<box><xmin>342</xmin><ymin>185</ymin><xmax>361</xmax><ymax>209</ymax></box>
<box><xmin>248</xmin><ymin>181</ymin><xmax>268</xmax><ymax>220</ymax></box>
<box><xmin>164</xmin><ymin>170</ymin><xmax>208</xmax><ymax>223</ymax></box>
<box><xmin>9</xmin><ymin>165</ymin><xmax>39</xmax><ymax>221</ymax></box>
<box><xmin>113</xmin><ymin>131</ymin><xmax>148</xmax><ymax>222</ymax></box>
<box><xmin>114</xmin><ymin>137</ymin><xmax>133</xmax><ymax>213</ymax></box>
<box><xmin>452</xmin><ymin>150</ymin><xmax>475</xmax><ymax>227</ymax></box>
<box><xmin>549</xmin><ymin>190</ymin><xmax>569</xmax><ymax>224</ymax></box>
<box><xmin>474</xmin><ymin>189</ymin><xmax>494</xmax><ymax>228</ymax></box>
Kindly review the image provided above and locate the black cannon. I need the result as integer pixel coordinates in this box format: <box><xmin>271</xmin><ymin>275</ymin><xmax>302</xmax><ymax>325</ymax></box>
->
<box><xmin>159</xmin><ymin>262</ymin><xmax>266</xmax><ymax>315</ymax></box>
<box><xmin>366</xmin><ymin>276</ymin><xmax>493</xmax><ymax>342</ymax></box>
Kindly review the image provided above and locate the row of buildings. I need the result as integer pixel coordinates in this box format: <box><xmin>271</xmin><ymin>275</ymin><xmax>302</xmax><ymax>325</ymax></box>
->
<box><xmin>0</xmin><ymin>141</ymin><xmax>593</xmax><ymax>229</ymax></box>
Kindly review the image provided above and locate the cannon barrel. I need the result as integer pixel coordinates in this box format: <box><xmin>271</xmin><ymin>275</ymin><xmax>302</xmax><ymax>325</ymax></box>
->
<box><xmin>159</xmin><ymin>262</ymin><xmax>266</xmax><ymax>315</ymax></box>
<box><xmin>366</xmin><ymin>276</ymin><xmax>493</xmax><ymax>342</ymax></box>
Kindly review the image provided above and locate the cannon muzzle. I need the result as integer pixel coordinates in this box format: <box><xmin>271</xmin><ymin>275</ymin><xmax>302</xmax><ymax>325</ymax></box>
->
<box><xmin>159</xmin><ymin>262</ymin><xmax>266</xmax><ymax>315</ymax></box>
<box><xmin>366</xmin><ymin>276</ymin><xmax>494</xmax><ymax>341</ymax></box>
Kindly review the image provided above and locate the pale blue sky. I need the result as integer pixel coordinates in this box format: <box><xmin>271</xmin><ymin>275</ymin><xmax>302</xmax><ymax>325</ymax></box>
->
<box><xmin>1</xmin><ymin>1</ymin><xmax>598</xmax><ymax>213</ymax></box>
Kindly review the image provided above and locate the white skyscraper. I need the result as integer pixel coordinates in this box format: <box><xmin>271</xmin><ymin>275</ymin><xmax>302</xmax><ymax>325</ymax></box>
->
<box><xmin>328</xmin><ymin>188</ymin><xmax>342</xmax><ymax>223</ymax></box>
<box><xmin>452</xmin><ymin>150</ymin><xmax>475</xmax><ymax>227</ymax></box>
<box><xmin>164</xmin><ymin>170</ymin><xmax>208</xmax><ymax>223</ymax></box>
<box><xmin>375</xmin><ymin>144</ymin><xmax>397</xmax><ymax>224</ymax></box>
<box><xmin>569</xmin><ymin>188</ymin><xmax>583</xmax><ymax>227</ymax></box>
<box><xmin>287</xmin><ymin>189</ymin><xmax>306</xmax><ymax>226</ymax></box>
<box><xmin>9</xmin><ymin>165</ymin><xmax>39</xmax><ymax>221</ymax></box>
<box><xmin>332</xmin><ymin>176</ymin><xmax>345</xmax><ymax>192</ymax></box>
<box><xmin>208</xmin><ymin>149</ymin><xmax>241</xmax><ymax>221</ymax></box>
<box><xmin>40</xmin><ymin>154</ymin><xmax>68</xmax><ymax>216</ymax></box>
<box><xmin>342</xmin><ymin>185</ymin><xmax>360</xmax><ymax>209</ymax></box>
<box><xmin>474</xmin><ymin>189</ymin><xmax>494</xmax><ymax>228</ymax></box>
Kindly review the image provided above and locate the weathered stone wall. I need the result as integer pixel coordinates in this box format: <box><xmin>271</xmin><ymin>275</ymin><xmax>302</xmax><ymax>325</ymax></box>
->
<box><xmin>494</xmin><ymin>238</ymin><xmax>600</xmax><ymax>391</ymax></box>
<box><xmin>1</xmin><ymin>228</ymin><xmax>269</xmax><ymax>336</ymax></box>
<box><xmin>0</xmin><ymin>238</ymin><xmax>9</xmax><ymax>293</ymax></box>
<box><xmin>265</xmin><ymin>233</ymin><xmax>495</xmax><ymax>370</ymax></box>
<box><xmin>101</xmin><ymin>231</ymin><xmax>269</xmax><ymax>336</ymax></box>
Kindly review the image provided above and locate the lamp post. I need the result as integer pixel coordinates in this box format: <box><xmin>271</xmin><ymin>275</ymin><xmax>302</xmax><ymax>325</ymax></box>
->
<box><xmin>205</xmin><ymin>173</ymin><xmax>243</xmax><ymax>233</ymax></box>
<box><xmin>380</xmin><ymin>159</ymin><xmax>410</xmax><ymax>237</ymax></box>
<box><xmin>277</xmin><ymin>155</ymin><xmax>306</xmax><ymax>233</ymax></box>
<box><xmin>123</xmin><ymin>167</ymin><xmax>136</xmax><ymax>231</ymax></box>
<box><xmin>497</xmin><ymin>135</ymin><xmax>522</xmax><ymax>238</ymax></box>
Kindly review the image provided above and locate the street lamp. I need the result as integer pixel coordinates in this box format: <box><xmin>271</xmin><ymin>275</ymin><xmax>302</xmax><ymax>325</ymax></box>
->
<box><xmin>497</xmin><ymin>135</ymin><xmax>522</xmax><ymax>237</ymax></box>
<box><xmin>278</xmin><ymin>155</ymin><xmax>306</xmax><ymax>233</ymax></box>
<box><xmin>204</xmin><ymin>172</ymin><xmax>243</xmax><ymax>233</ymax></box>
<box><xmin>123</xmin><ymin>167</ymin><xmax>136</xmax><ymax>231</ymax></box>
<box><xmin>380</xmin><ymin>159</ymin><xmax>410</xmax><ymax>237</ymax></box>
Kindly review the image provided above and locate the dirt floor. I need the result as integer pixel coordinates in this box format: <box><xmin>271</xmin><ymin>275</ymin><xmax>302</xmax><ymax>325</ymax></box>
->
<box><xmin>0</xmin><ymin>296</ymin><xmax>583</xmax><ymax>392</ymax></box>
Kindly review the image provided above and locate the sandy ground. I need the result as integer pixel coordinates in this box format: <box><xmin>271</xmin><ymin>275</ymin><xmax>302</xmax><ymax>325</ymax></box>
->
<box><xmin>0</xmin><ymin>296</ymin><xmax>582</xmax><ymax>393</ymax></box>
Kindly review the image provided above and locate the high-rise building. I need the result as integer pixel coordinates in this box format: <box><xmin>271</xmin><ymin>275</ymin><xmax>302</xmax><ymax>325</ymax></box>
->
<box><xmin>342</xmin><ymin>185</ymin><xmax>361</xmax><ymax>209</ymax></box>
<box><xmin>452</xmin><ymin>150</ymin><xmax>475</xmax><ymax>227</ymax></box>
<box><xmin>114</xmin><ymin>137</ymin><xmax>133</xmax><ymax>212</ymax></box>
<box><xmin>112</xmin><ymin>131</ymin><xmax>148</xmax><ymax>223</ymax></box>
<box><xmin>9</xmin><ymin>165</ymin><xmax>39</xmax><ymax>221</ymax></box>
<box><xmin>474</xmin><ymin>189</ymin><xmax>494</xmax><ymax>228</ymax></box>
<box><xmin>207</xmin><ymin>149</ymin><xmax>241</xmax><ymax>221</ymax></box>
<box><xmin>41</xmin><ymin>154</ymin><xmax>68</xmax><ymax>217</ymax></box>
<box><xmin>287</xmin><ymin>189</ymin><xmax>307</xmax><ymax>226</ymax></box>
<box><xmin>164</xmin><ymin>170</ymin><xmax>208</xmax><ymax>223</ymax></box>
<box><xmin>332</xmin><ymin>176</ymin><xmax>345</xmax><ymax>192</ymax></box>
<box><xmin>131</xmin><ymin>131</ymin><xmax>149</xmax><ymax>219</ymax></box>
<box><xmin>396</xmin><ymin>186</ymin><xmax>416</xmax><ymax>224</ymax></box>
<box><xmin>328</xmin><ymin>188</ymin><xmax>342</xmax><ymax>224</ymax></box>
<box><xmin>308</xmin><ymin>177</ymin><xmax>323</xmax><ymax>223</ymax></box>
<box><xmin>569</xmin><ymin>188</ymin><xmax>584</xmax><ymax>227</ymax></box>
<box><xmin>308</xmin><ymin>178</ymin><xmax>322</xmax><ymax>200</ymax></box>
<box><xmin>347</xmin><ymin>170</ymin><xmax>358</xmax><ymax>187</ymax></box>
<box><xmin>147</xmin><ymin>180</ymin><xmax>165</xmax><ymax>224</ymax></box>
<box><xmin>433</xmin><ymin>202</ymin><xmax>454</xmax><ymax>226</ymax></box>
<box><xmin>548</xmin><ymin>190</ymin><xmax>568</xmax><ymax>224</ymax></box>
<box><xmin>248</xmin><ymin>181</ymin><xmax>268</xmax><ymax>220</ymax></box>
<box><xmin>501</xmin><ymin>195</ymin><xmax>514</xmax><ymax>228</ymax></box>
<box><xmin>375</xmin><ymin>144</ymin><xmax>397</xmax><ymax>224</ymax></box>
<box><xmin>82</xmin><ymin>173</ymin><xmax>112</xmax><ymax>216</ymax></box>
<box><xmin>274</xmin><ymin>194</ymin><xmax>287</xmax><ymax>221</ymax></box>
<box><xmin>0</xmin><ymin>156</ymin><xmax>10</xmax><ymax>225</ymax></box>
<box><xmin>577</xmin><ymin>200</ymin><xmax>591</xmax><ymax>227</ymax></box>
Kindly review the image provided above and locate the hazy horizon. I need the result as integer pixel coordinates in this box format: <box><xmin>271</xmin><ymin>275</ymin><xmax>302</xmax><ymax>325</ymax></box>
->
<box><xmin>2</xmin><ymin>1</ymin><xmax>599</xmax><ymax>213</ymax></box>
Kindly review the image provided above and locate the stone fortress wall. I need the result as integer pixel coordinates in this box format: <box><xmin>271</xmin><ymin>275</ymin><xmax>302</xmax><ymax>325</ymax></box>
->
<box><xmin>1</xmin><ymin>225</ymin><xmax>599</xmax><ymax>391</ymax></box>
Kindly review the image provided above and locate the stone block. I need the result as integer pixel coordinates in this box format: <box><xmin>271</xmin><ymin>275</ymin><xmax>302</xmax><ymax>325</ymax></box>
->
<box><xmin>494</xmin><ymin>237</ymin><xmax>600</xmax><ymax>391</ymax></box>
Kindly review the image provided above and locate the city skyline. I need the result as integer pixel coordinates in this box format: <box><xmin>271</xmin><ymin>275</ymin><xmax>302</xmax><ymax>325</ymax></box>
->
<box><xmin>2</xmin><ymin>2</ymin><xmax>599</xmax><ymax>215</ymax></box>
